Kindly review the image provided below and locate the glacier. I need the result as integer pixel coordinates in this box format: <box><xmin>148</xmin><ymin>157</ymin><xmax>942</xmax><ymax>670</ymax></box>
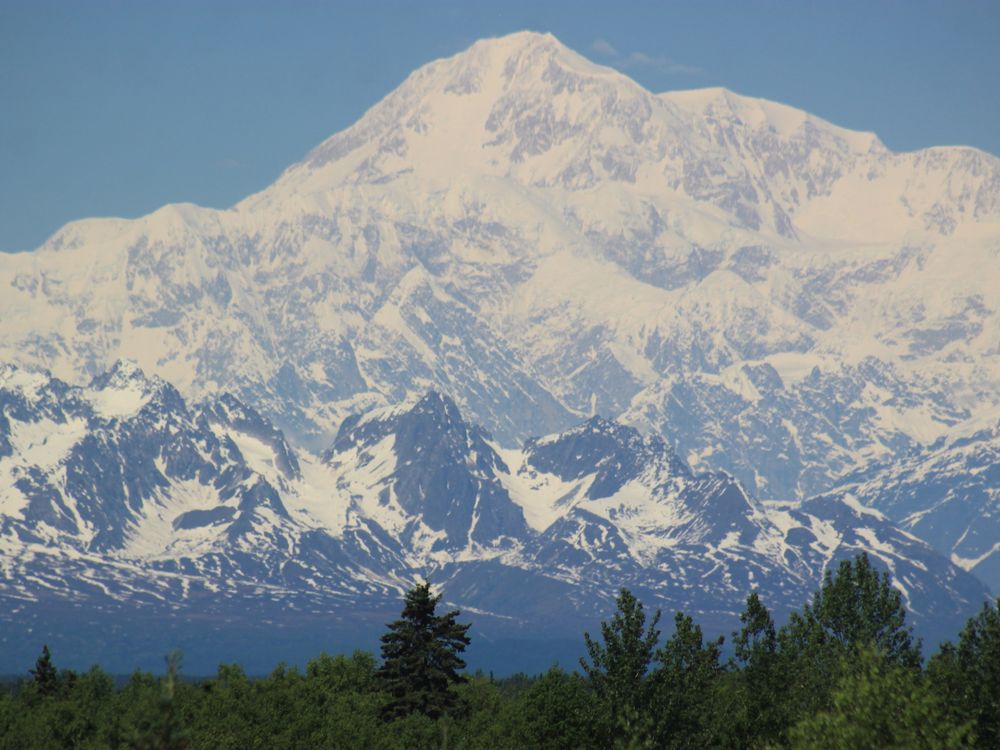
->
<box><xmin>1</xmin><ymin>31</ymin><xmax>998</xmax><ymax>672</ymax></box>
<box><xmin>0</xmin><ymin>32</ymin><xmax>996</xmax><ymax>502</ymax></box>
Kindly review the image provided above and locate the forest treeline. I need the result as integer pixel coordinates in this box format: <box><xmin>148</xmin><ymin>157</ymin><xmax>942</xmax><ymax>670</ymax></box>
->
<box><xmin>2</xmin><ymin>553</ymin><xmax>999</xmax><ymax>749</ymax></box>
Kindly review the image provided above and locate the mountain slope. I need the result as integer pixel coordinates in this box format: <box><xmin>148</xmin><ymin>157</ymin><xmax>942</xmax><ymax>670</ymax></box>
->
<box><xmin>0</xmin><ymin>363</ymin><xmax>988</xmax><ymax>672</ymax></box>
<box><xmin>0</xmin><ymin>362</ymin><xmax>412</xmax><ymax>612</ymax></box>
<box><xmin>0</xmin><ymin>32</ymin><xmax>996</xmax><ymax>501</ymax></box>
<box><xmin>820</xmin><ymin>408</ymin><xmax>1000</xmax><ymax>589</ymax></box>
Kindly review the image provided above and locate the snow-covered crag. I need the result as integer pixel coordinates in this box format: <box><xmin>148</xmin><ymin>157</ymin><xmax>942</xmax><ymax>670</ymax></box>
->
<box><xmin>0</xmin><ymin>363</ymin><xmax>988</xmax><ymax>671</ymax></box>
<box><xmin>819</xmin><ymin>407</ymin><xmax>1000</xmax><ymax>591</ymax></box>
<box><xmin>0</xmin><ymin>361</ymin><xmax>413</xmax><ymax>610</ymax></box>
<box><xmin>0</xmin><ymin>32</ymin><xmax>997</xmax><ymax>502</ymax></box>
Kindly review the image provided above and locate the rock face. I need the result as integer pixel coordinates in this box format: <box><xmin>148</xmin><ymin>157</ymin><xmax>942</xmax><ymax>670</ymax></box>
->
<box><xmin>820</xmin><ymin>408</ymin><xmax>1000</xmax><ymax>590</ymax></box>
<box><xmin>0</xmin><ymin>362</ymin><xmax>412</xmax><ymax>608</ymax></box>
<box><xmin>0</xmin><ymin>32</ymin><xmax>997</xmax><ymax>503</ymax></box>
<box><xmin>0</xmin><ymin>363</ymin><xmax>989</xmax><ymax>672</ymax></box>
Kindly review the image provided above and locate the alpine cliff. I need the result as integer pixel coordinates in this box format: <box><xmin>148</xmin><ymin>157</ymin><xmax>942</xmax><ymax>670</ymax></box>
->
<box><xmin>0</xmin><ymin>32</ymin><xmax>996</xmax><ymax>501</ymax></box>
<box><xmin>1</xmin><ymin>32</ymin><xmax>998</xmax><ymax>672</ymax></box>
<box><xmin>0</xmin><ymin>363</ymin><xmax>989</xmax><ymax>672</ymax></box>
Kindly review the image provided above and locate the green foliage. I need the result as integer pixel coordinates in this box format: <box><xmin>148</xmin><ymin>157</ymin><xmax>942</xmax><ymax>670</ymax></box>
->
<box><xmin>29</xmin><ymin>644</ymin><xmax>59</xmax><ymax>697</ymax></box>
<box><xmin>778</xmin><ymin>552</ymin><xmax>921</xmax><ymax>723</ymax></box>
<box><xmin>307</xmin><ymin>649</ymin><xmax>377</xmax><ymax>693</ymax></box>
<box><xmin>929</xmin><ymin>598</ymin><xmax>1000</xmax><ymax>749</ymax></box>
<box><xmin>448</xmin><ymin>674</ymin><xmax>519</xmax><ymax>749</ymax></box>
<box><xmin>719</xmin><ymin>593</ymin><xmax>785</xmax><ymax>748</ymax></box>
<box><xmin>130</xmin><ymin>651</ymin><xmax>191</xmax><ymax>750</ymax></box>
<box><xmin>648</xmin><ymin>611</ymin><xmax>725</xmax><ymax>749</ymax></box>
<box><xmin>1</xmin><ymin>662</ymin><xmax>121</xmax><ymax>749</ymax></box>
<box><xmin>61</xmin><ymin>666</ymin><xmax>117</xmax><ymax>748</ymax></box>
<box><xmin>734</xmin><ymin>592</ymin><xmax>777</xmax><ymax>665</ymax></box>
<box><xmin>0</xmin><ymin>559</ymin><xmax>994</xmax><ymax>750</ymax></box>
<box><xmin>580</xmin><ymin>587</ymin><xmax>661</xmax><ymax>747</ymax></box>
<box><xmin>809</xmin><ymin>553</ymin><xmax>920</xmax><ymax>665</ymax></box>
<box><xmin>0</xmin><ymin>692</ymin><xmax>13</xmax><ymax>746</ymax></box>
<box><xmin>377</xmin><ymin>580</ymin><xmax>472</xmax><ymax>721</ymax></box>
<box><xmin>787</xmin><ymin>644</ymin><xmax>972</xmax><ymax>749</ymax></box>
<box><xmin>518</xmin><ymin>666</ymin><xmax>599</xmax><ymax>750</ymax></box>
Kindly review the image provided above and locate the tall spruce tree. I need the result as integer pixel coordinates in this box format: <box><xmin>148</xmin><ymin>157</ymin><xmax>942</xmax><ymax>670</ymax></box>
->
<box><xmin>30</xmin><ymin>644</ymin><xmax>59</xmax><ymax>697</ymax></box>
<box><xmin>377</xmin><ymin>580</ymin><xmax>471</xmax><ymax>721</ymax></box>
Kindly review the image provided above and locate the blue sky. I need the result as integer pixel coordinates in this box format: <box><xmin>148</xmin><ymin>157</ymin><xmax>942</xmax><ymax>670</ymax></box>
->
<box><xmin>2</xmin><ymin>0</ymin><xmax>998</xmax><ymax>252</ymax></box>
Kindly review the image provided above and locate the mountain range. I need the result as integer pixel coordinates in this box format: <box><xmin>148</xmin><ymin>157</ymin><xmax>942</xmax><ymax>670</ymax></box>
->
<box><xmin>0</xmin><ymin>361</ymin><xmax>989</xmax><ymax>673</ymax></box>
<box><xmin>819</xmin><ymin>408</ymin><xmax>1000</xmax><ymax>589</ymax></box>
<box><xmin>1</xmin><ymin>31</ymin><xmax>997</xmax><ymax>672</ymax></box>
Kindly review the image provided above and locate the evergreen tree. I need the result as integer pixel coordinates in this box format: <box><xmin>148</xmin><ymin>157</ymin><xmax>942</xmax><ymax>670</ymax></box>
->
<box><xmin>29</xmin><ymin>644</ymin><xmax>59</xmax><ymax>697</ymax></box>
<box><xmin>377</xmin><ymin>580</ymin><xmax>472</xmax><ymax>721</ymax></box>
<box><xmin>580</xmin><ymin>588</ymin><xmax>661</xmax><ymax>747</ymax></box>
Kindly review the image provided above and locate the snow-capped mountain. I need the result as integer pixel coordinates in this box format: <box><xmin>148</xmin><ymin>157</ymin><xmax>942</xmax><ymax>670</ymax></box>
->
<box><xmin>0</xmin><ymin>363</ymin><xmax>989</xmax><ymax>672</ymax></box>
<box><xmin>819</xmin><ymin>407</ymin><xmax>1000</xmax><ymax>590</ymax></box>
<box><xmin>621</xmin><ymin>358</ymin><xmax>970</xmax><ymax>499</ymax></box>
<box><xmin>0</xmin><ymin>361</ymin><xmax>412</xmax><ymax>608</ymax></box>
<box><xmin>0</xmin><ymin>32</ymin><xmax>996</xmax><ymax>504</ymax></box>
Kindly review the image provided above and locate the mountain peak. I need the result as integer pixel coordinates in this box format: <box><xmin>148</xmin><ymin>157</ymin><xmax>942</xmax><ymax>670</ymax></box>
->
<box><xmin>469</xmin><ymin>30</ymin><xmax>561</xmax><ymax>55</ymax></box>
<box><xmin>258</xmin><ymin>29</ymin><xmax>643</xmax><ymax>193</ymax></box>
<box><xmin>461</xmin><ymin>30</ymin><xmax>619</xmax><ymax>80</ymax></box>
<box><xmin>661</xmin><ymin>86</ymin><xmax>884</xmax><ymax>153</ymax></box>
<box><xmin>247</xmin><ymin>27</ymin><xmax>905</xmax><ymax>229</ymax></box>
<box><xmin>433</xmin><ymin>30</ymin><xmax>612</xmax><ymax>86</ymax></box>
<box><xmin>411</xmin><ymin>390</ymin><xmax>463</xmax><ymax>421</ymax></box>
<box><xmin>326</xmin><ymin>390</ymin><xmax>472</xmax><ymax>458</ymax></box>
<box><xmin>89</xmin><ymin>359</ymin><xmax>150</xmax><ymax>390</ymax></box>
<box><xmin>86</xmin><ymin>360</ymin><xmax>176</xmax><ymax>421</ymax></box>
<box><xmin>3</xmin><ymin>34</ymin><xmax>999</xmax><ymax>519</ymax></box>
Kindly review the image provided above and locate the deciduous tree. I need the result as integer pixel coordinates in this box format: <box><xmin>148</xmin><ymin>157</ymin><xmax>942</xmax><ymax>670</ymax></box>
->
<box><xmin>779</xmin><ymin>552</ymin><xmax>921</xmax><ymax>722</ymax></box>
<box><xmin>788</xmin><ymin>644</ymin><xmax>971</xmax><ymax>750</ymax></box>
<box><xmin>649</xmin><ymin>611</ymin><xmax>724</xmax><ymax>749</ymax></box>
<box><xmin>580</xmin><ymin>588</ymin><xmax>661</xmax><ymax>747</ymax></box>
<box><xmin>930</xmin><ymin>598</ymin><xmax>1000</xmax><ymax>748</ymax></box>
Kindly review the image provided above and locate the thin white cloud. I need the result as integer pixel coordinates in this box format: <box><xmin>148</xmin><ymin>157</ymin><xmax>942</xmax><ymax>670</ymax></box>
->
<box><xmin>624</xmin><ymin>51</ymin><xmax>702</xmax><ymax>75</ymax></box>
<box><xmin>590</xmin><ymin>38</ymin><xmax>618</xmax><ymax>57</ymax></box>
<box><xmin>589</xmin><ymin>38</ymin><xmax>702</xmax><ymax>76</ymax></box>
